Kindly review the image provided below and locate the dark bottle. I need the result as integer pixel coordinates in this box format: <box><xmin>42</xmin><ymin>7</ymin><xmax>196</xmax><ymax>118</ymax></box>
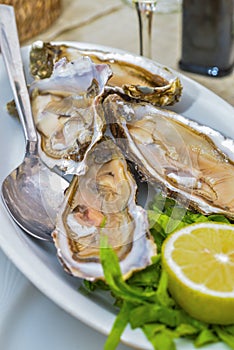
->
<box><xmin>179</xmin><ymin>0</ymin><xmax>234</xmax><ymax>77</ymax></box>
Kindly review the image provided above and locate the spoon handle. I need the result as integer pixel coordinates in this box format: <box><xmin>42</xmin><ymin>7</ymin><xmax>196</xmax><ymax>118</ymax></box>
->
<box><xmin>0</xmin><ymin>5</ymin><xmax>37</xmax><ymax>143</ymax></box>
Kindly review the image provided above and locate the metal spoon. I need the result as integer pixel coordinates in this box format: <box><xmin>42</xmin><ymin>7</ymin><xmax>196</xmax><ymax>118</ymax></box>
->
<box><xmin>0</xmin><ymin>5</ymin><xmax>68</xmax><ymax>241</ymax></box>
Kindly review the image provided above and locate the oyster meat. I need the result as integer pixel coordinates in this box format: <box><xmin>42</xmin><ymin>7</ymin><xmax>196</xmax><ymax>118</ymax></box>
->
<box><xmin>104</xmin><ymin>94</ymin><xmax>234</xmax><ymax>219</ymax></box>
<box><xmin>52</xmin><ymin>138</ymin><xmax>156</xmax><ymax>281</ymax></box>
<box><xmin>30</xmin><ymin>56</ymin><xmax>112</xmax><ymax>174</ymax></box>
<box><xmin>30</xmin><ymin>41</ymin><xmax>182</xmax><ymax>107</ymax></box>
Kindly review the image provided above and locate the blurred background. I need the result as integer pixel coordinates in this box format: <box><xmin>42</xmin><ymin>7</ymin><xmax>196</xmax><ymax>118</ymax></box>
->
<box><xmin>0</xmin><ymin>0</ymin><xmax>233</xmax><ymax>105</ymax></box>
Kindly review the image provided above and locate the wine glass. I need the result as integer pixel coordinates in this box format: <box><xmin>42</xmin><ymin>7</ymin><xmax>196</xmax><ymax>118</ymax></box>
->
<box><xmin>133</xmin><ymin>0</ymin><xmax>157</xmax><ymax>59</ymax></box>
<box><xmin>123</xmin><ymin>0</ymin><xmax>181</xmax><ymax>59</ymax></box>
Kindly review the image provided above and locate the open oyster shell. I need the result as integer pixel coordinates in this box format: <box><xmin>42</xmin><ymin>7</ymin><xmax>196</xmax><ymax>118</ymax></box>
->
<box><xmin>30</xmin><ymin>41</ymin><xmax>182</xmax><ymax>107</ymax></box>
<box><xmin>104</xmin><ymin>94</ymin><xmax>234</xmax><ymax>219</ymax></box>
<box><xmin>52</xmin><ymin>138</ymin><xmax>156</xmax><ymax>281</ymax></box>
<box><xmin>30</xmin><ymin>56</ymin><xmax>112</xmax><ymax>174</ymax></box>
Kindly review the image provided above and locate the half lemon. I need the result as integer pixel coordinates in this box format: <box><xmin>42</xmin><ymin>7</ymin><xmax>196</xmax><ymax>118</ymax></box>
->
<box><xmin>162</xmin><ymin>222</ymin><xmax>234</xmax><ymax>324</ymax></box>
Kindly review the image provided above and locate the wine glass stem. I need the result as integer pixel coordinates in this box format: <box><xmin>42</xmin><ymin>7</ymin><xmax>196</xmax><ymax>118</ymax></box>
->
<box><xmin>135</xmin><ymin>1</ymin><xmax>157</xmax><ymax>59</ymax></box>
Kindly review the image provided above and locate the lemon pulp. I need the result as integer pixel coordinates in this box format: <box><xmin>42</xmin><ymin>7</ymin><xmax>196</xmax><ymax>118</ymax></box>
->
<box><xmin>162</xmin><ymin>222</ymin><xmax>234</xmax><ymax>324</ymax></box>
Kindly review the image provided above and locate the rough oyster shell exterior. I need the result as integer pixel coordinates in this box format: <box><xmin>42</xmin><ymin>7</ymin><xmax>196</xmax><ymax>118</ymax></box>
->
<box><xmin>30</xmin><ymin>41</ymin><xmax>182</xmax><ymax>107</ymax></box>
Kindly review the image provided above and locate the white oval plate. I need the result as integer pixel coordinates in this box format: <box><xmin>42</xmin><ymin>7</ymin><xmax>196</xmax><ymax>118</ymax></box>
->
<box><xmin>0</xmin><ymin>249</ymin><xmax>133</xmax><ymax>350</ymax></box>
<box><xmin>0</xmin><ymin>42</ymin><xmax>233</xmax><ymax>350</ymax></box>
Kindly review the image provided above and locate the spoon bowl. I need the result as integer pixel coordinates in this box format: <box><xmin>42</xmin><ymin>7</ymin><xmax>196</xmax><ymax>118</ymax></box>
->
<box><xmin>0</xmin><ymin>5</ymin><xmax>68</xmax><ymax>241</ymax></box>
<box><xmin>1</xmin><ymin>142</ymin><xmax>68</xmax><ymax>241</ymax></box>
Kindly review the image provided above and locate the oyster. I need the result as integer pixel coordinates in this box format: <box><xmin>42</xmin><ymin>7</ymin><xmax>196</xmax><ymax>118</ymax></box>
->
<box><xmin>104</xmin><ymin>94</ymin><xmax>234</xmax><ymax>219</ymax></box>
<box><xmin>52</xmin><ymin>138</ymin><xmax>156</xmax><ymax>281</ymax></box>
<box><xmin>30</xmin><ymin>56</ymin><xmax>112</xmax><ymax>174</ymax></box>
<box><xmin>30</xmin><ymin>41</ymin><xmax>182</xmax><ymax>107</ymax></box>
